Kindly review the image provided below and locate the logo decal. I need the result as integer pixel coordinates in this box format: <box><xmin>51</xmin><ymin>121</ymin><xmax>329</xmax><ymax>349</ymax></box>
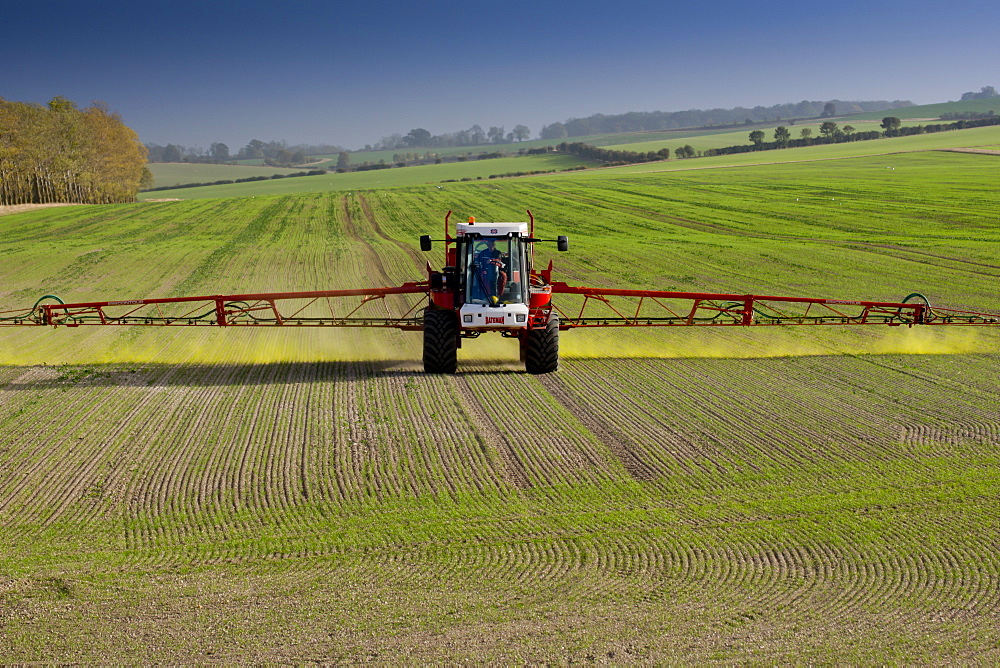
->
<box><xmin>485</xmin><ymin>316</ymin><xmax>504</xmax><ymax>324</ymax></box>
<box><xmin>490</xmin><ymin>228</ymin><xmax>498</xmax><ymax>234</ymax></box>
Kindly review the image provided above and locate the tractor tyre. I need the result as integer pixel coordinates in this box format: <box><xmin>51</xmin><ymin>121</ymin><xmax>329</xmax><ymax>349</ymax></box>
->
<box><xmin>423</xmin><ymin>309</ymin><xmax>458</xmax><ymax>374</ymax></box>
<box><xmin>525</xmin><ymin>313</ymin><xmax>559</xmax><ymax>374</ymax></box>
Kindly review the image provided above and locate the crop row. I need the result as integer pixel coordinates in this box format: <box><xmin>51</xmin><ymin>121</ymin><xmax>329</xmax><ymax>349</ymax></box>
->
<box><xmin>345</xmin><ymin>527</ymin><xmax>1000</xmax><ymax>626</ymax></box>
<box><xmin>2</xmin><ymin>353</ymin><xmax>996</xmax><ymax>552</ymax></box>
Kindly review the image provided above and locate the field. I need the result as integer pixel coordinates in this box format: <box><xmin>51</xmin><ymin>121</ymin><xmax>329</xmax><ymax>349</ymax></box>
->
<box><xmin>147</xmin><ymin>103</ymin><xmax>950</xmax><ymax>192</ymax></box>
<box><xmin>2</xmin><ymin>141</ymin><xmax>1000</xmax><ymax>661</ymax></box>
<box><xmin>139</xmin><ymin>153</ymin><xmax>594</xmax><ymax>200</ymax></box>
<box><xmin>146</xmin><ymin>162</ymin><xmax>307</xmax><ymax>188</ymax></box>
<box><xmin>329</xmin><ymin>127</ymin><xmax>744</xmax><ymax>167</ymax></box>
<box><xmin>597</xmin><ymin>119</ymin><xmax>928</xmax><ymax>154</ymax></box>
<box><xmin>138</xmin><ymin>124</ymin><xmax>1000</xmax><ymax>201</ymax></box>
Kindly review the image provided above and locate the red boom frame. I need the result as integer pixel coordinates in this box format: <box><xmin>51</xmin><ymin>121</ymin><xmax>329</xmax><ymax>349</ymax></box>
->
<box><xmin>547</xmin><ymin>284</ymin><xmax>1000</xmax><ymax>328</ymax></box>
<box><xmin>3</xmin><ymin>283</ymin><xmax>997</xmax><ymax>331</ymax></box>
<box><xmin>0</xmin><ymin>284</ymin><xmax>430</xmax><ymax>330</ymax></box>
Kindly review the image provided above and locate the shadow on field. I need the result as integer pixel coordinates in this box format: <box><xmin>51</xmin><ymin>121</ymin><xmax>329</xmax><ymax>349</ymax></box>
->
<box><xmin>1</xmin><ymin>359</ymin><xmax>528</xmax><ymax>389</ymax></box>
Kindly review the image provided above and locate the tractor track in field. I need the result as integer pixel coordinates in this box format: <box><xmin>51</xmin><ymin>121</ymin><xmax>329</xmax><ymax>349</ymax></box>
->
<box><xmin>556</xmin><ymin>359</ymin><xmax>751</xmax><ymax>477</ymax></box>
<box><xmin>340</xmin><ymin>196</ymin><xmax>394</xmax><ymax>288</ymax></box>
<box><xmin>556</xmin><ymin>190</ymin><xmax>1000</xmax><ymax>278</ymax></box>
<box><xmin>357</xmin><ymin>193</ymin><xmax>426</xmax><ymax>269</ymax></box>
<box><xmin>536</xmin><ymin>374</ymin><xmax>659</xmax><ymax>483</ymax></box>
<box><xmin>450</xmin><ymin>375</ymin><xmax>531</xmax><ymax>490</ymax></box>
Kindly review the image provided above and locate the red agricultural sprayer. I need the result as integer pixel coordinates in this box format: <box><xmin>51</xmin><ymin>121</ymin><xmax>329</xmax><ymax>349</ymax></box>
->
<box><xmin>2</xmin><ymin>211</ymin><xmax>999</xmax><ymax>373</ymax></box>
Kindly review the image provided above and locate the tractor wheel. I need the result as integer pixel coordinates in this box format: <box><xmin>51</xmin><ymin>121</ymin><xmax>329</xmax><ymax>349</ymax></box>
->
<box><xmin>525</xmin><ymin>313</ymin><xmax>559</xmax><ymax>374</ymax></box>
<box><xmin>423</xmin><ymin>309</ymin><xmax>458</xmax><ymax>374</ymax></box>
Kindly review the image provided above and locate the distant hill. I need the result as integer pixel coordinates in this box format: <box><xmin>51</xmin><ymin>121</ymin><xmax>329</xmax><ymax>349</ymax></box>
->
<box><xmin>838</xmin><ymin>98</ymin><xmax>999</xmax><ymax>121</ymax></box>
<box><xmin>538</xmin><ymin>99</ymin><xmax>913</xmax><ymax>139</ymax></box>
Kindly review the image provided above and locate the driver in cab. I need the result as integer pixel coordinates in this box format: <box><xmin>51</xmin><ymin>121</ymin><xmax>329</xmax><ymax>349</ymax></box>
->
<box><xmin>476</xmin><ymin>238</ymin><xmax>507</xmax><ymax>304</ymax></box>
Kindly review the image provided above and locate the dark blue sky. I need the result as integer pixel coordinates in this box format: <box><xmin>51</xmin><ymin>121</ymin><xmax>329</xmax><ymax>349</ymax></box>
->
<box><xmin>5</xmin><ymin>0</ymin><xmax>998</xmax><ymax>150</ymax></box>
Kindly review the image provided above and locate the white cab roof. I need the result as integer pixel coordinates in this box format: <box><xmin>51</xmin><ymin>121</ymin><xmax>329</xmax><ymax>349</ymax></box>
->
<box><xmin>456</xmin><ymin>221</ymin><xmax>528</xmax><ymax>236</ymax></box>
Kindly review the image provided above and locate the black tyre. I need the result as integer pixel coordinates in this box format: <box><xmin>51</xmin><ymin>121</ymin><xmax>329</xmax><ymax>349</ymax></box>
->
<box><xmin>525</xmin><ymin>313</ymin><xmax>559</xmax><ymax>374</ymax></box>
<box><xmin>423</xmin><ymin>309</ymin><xmax>458</xmax><ymax>374</ymax></box>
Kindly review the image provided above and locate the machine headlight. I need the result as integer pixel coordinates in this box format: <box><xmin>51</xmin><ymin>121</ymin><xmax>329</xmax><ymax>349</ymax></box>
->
<box><xmin>463</xmin><ymin>314</ymin><xmax>473</xmax><ymax>323</ymax></box>
<box><xmin>516</xmin><ymin>314</ymin><xmax>526</xmax><ymax>322</ymax></box>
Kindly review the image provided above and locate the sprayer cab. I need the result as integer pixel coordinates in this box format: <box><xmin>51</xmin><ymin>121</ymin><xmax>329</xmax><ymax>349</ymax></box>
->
<box><xmin>420</xmin><ymin>214</ymin><xmax>568</xmax><ymax>331</ymax></box>
<box><xmin>417</xmin><ymin>212</ymin><xmax>569</xmax><ymax>374</ymax></box>
<box><xmin>456</xmin><ymin>221</ymin><xmax>531</xmax><ymax>329</ymax></box>
<box><xmin>420</xmin><ymin>211</ymin><xmax>569</xmax><ymax>328</ymax></box>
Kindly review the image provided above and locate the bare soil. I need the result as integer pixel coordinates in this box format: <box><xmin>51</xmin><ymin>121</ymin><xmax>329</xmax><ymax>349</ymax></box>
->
<box><xmin>0</xmin><ymin>203</ymin><xmax>87</xmax><ymax>216</ymax></box>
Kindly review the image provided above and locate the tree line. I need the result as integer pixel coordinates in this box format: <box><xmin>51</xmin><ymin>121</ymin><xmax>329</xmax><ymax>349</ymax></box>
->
<box><xmin>362</xmin><ymin>99</ymin><xmax>916</xmax><ymax>152</ymax></box>
<box><xmin>1</xmin><ymin>97</ymin><xmax>150</xmax><ymax>206</ymax></box>
<box><xmin>960</xmin><ymin>86</ymin><xmax>998</xmax><ymax>101</ymax></box>
<box><xmin>146</xmin><ymin>140</ymin><xmax>345</xmax><ymax>166</ymax></box>
<box><xmin>709</xmin><ymin>115</ymin><xmax>1000</xmax><ymax>157</ymax></box>
<box><xmin>142</xmin><ymin>88</ymin><xmax>994</xmax><ymax>168</ymax></box>
<box><xmin>540</xmin><ymin>142</ymin><xmax>670</xmax><ymax>165</ymax></box>
<box><xmin>371</xmin><ymin>124</ymin><xmax>532</xmax><ymax>151</ymax></box>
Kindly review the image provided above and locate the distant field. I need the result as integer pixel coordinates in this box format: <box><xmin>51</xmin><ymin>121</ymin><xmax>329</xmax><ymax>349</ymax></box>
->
<box><xmin>139</xmin><ymin>124</ymin><xmax>1000</xmax><ymax>200</ymax></box>
<box><xmin>215</xmin><ymin>100</ymin><xmax>994</xmax><ymax>173</ymax></box>
<box><xmin>318</xmin><ymin>126</ymin><xmax>842</xmax><ymax>168</ymax></box>
<box><xmin>146</xmin><ymin>162</ymin><xmax>306</xmax><ymax>188</ymax></box>
<box><xmin>601</xmin><ymin>119</ymin><xmax>934</xmax><ymax>154</ymax></box>
<box><xmin>311</xmin><ymin>144</ymin><xmax>537</xmax><ymax>167</ymax></box>
<box><xmin>138</xmin><ymin>153</ymin><xmax>593</xmax><ymax>200</ymax></box>
<box><xmin>151</xmin><ymin>101</ymin><xmax>994</xmax><ymax>190</ymax></box>
<box><xmin>332</xmin><ymin>102</ymin><xmax>958</xmax><ymax>165</ymax></box>
<box><xmin>334</xmin><ymin>127</ymin><xmax>745</xmax><ymax>166</ymax></box>
<box><xmin>573</xmin><ymin>124</ymin><xmax>1000</xmax><ymax>176</ymax></box>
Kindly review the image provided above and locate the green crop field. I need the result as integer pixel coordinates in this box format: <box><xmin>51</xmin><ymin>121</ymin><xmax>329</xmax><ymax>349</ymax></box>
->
<box><xmin>2</xmin><ymin>141</ymin><xmax>1000</xmax><ymax>661</ymax></box>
